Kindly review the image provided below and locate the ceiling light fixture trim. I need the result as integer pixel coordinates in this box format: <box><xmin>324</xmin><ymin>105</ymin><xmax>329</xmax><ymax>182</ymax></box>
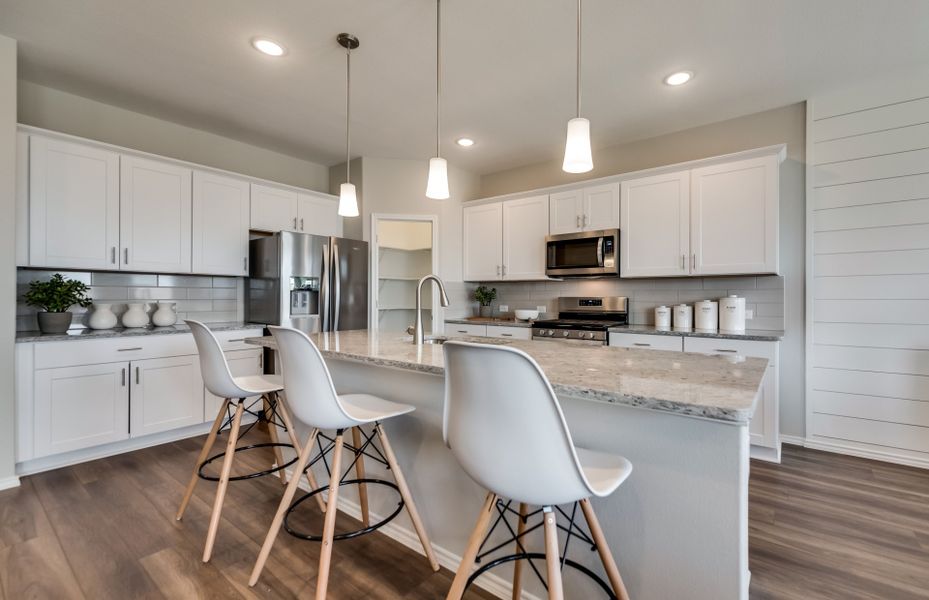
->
<box><xmin>456</xmin><ymin>137</ymin><xmax>475</xmax><ymax>147</ymax></box>
<box><xmin>664</xmin><ymin>71</ymin><xmax>694</xmax><ymax>86</ymax></box>
<box><xmin>338</xmin><ymin>33</ymin><xmax>360</xmax><ymax>217</ymax></box>
<box><xmin>251</xmin><ymin>37</ymin><xmax>286</xmax><ymax>57</ymax></box>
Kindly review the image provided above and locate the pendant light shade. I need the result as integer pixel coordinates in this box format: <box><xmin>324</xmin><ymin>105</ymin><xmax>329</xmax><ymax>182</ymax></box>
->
<box><xmin>426</xmin><ymin>0</ymin><xmax>450</xmax><ymax>200</ymax></box>
<box><xmin>563</xmin><ymin>0</ymin><xmax>593</xmax><ymax>174</ymax></box>
<box><xmin>337</xmin><ymin>33</ymin><xmax>360</xmax><ymax>217</ymax></box>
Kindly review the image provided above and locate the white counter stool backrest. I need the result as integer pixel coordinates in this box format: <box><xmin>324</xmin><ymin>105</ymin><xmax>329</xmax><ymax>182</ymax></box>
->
<box><xmin>187</xmin><ymin>319</ymin><xmax>246</xmax><ymax>400</ymax></box>
<box><xmin>443</xmin><ymin>340</ymin><xmax>591</xmax><ymax>507</ymax></box>
<box><xmin>268</xmin><ymin>326</ymin><xmax>354</xmax><ymax>431</ymax></box>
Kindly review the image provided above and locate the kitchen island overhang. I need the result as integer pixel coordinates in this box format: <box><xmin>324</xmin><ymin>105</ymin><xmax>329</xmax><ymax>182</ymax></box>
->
<box><xmin>247</xmin><ymin>330</ymin><xmax>765</xmax><ymax>600</ymax></box>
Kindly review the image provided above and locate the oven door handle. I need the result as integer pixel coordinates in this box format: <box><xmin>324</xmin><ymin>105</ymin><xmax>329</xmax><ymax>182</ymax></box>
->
<box><xmin>597</xmin><ymin>237</ymin><xmax>604</xmax><ymax>267</ymax></box>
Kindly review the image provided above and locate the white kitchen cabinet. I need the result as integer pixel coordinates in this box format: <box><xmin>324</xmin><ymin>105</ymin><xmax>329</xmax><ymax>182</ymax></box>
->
<box><xmin>549</xmin><ymin>184</ymin><xmax>619</xmax><ymax>234</ymax></box>
<box><xmin>250</xmin><ymin>183</ymin><xmax>300</xmax><ymax>232</ymax></box>
<box><xmin>33</xmin><ymin>362</ymin><xmax>130</xmax><ymax>458</ymax></box>
<box><xmin>502</xmin><ymin>195</ymin><xmax>549</xmax><ymax>280</ymax></box>
<box><xmin>120</xmin><ymin>155</ymin><xmax>192</xmax><ymax>273</ymax></box>
<box><xmin>484</xmin><ymin>325</ymin><xmax>532</xmax><ymax>340</ymax></box>
<box><xmin>549</xmin><ymin>189</ymin><xmax>583</xmax><ymax>234</ymax></box>
<box><xmin>204</xmin><ymin>348</ymin><xmax>263</xmax><ymax>421</ymax></box>
<box><xmin>690</xmin><ymin>155</ymin><xmax>779</xmax><ymax>275</ymax></box>
<box><xmin>446</xmin><ymin>323</ymin><xmax>488</xmax><ymax>337</ymax></box>
<box><xmin>130</xmin><ymin>354</ymin><xmax>204</xmax><ymax>437</ymax></box>
<box><xmin>298</xmin><ymin>192</ymin><xmax>342</xmax><ymax>237</ymax></box>
<box><xmin>28</xmin><ymin>135</ymin><xmax>120</xmax><ymax>270</ymax></box>
<box><xmin>463</xmin><ymin>202</ymin><xmax>504</xmax><ymax>281</ymax></box>
<box><xmin>608</xmin><ymin>332</ymin><xmax>684</xmax><ymax>352</ymax></box>
<box><xmin>620</xmin><ymin>170</ymin><xmax>691</xmax><ymax>278</ymax></box>
<box><xmin>192</xmin><ymin>171</ymin><xmax>250</xmax><ymax>276</ymax></box>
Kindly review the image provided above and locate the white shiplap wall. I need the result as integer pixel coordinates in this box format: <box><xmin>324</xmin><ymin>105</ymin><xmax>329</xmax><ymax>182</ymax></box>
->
<box><xmin>808</xmin><ymin>73</ymin><xmax>929</xmax><ymax>467</ymax></box>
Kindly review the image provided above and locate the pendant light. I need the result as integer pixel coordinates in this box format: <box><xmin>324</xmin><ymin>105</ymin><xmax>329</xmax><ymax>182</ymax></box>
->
<box><xmin>425</xmin><ymin>0</ymin><xmax>450</xmax><ymax>200</ymax></box>
<box><xmin>338</xmin><ymin>33</ymin><xmax>360</xmax><ymax>217</ymax></box>
<box><xmin>562</xmin><ymin>0</ymin><xmax>593</xmax><ymax>173</ymax></box>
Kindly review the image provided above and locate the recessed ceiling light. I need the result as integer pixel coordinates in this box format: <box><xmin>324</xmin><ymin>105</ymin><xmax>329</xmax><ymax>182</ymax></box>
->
<box><xmin>456</xmin><ymin>137</ymin><xmax>475</xmax><ymax>147</ymax></box>
<box><xmin>251</xmin><ymin>38</ymin><xmax>286</xmax><ymax>57</ymax></box>
<box><xmin>664</xmin><ymin>71</ymin><xmax>693</xmax><ymax>86</ymax></box>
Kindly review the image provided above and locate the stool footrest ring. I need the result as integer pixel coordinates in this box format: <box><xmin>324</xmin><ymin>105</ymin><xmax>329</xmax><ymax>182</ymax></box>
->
<box><xmin>465</xmin><ymin>552</ymin><xmax>616</xmax><ymax>599</ymax></box>
<box><xmin>283</xmin><ymin>478</ymin><xmax>404</xmax><ymax>542</ymax></box>
<box><xmin>197</xmin><ymin>442</ymin><xmax>297</xmax><ymax>482</ymax></box>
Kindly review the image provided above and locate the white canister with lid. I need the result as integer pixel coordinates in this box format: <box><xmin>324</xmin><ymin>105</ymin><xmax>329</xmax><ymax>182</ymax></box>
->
<box><xmin>694</xmin><ymin>300</ymin><xmax>719</xmax><ymax>331</ymax></box>
<box><xmin>719</xmin><ymin>295</ymin><xmax>746</xmax><ymax>332</ymax></box>
<box><xmin>673</xmin><ymin>304</ymin><xmax>693</xmax><ymax>331</ymax></box>
<box><xmin>655</xmin><ymin>305</ymin><xmax>672</xmax><ymax>328</ymax></box>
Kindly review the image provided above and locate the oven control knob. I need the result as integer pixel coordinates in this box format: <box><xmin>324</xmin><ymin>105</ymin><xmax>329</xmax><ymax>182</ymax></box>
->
<box><xmin>548</xmin><ymin>330</ymin><xmax>555</xmax><ymax>336</ymax></box>
<box><xmin>562</xmin><ymin>331</ymin><xmax>570</xmax><ymax>337</ymax></box>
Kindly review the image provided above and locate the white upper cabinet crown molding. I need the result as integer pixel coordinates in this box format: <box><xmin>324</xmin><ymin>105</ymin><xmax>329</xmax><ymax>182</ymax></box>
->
<box><xmin>502</xmin><ymin>194</ymin><xmax>549</xmax><ymax>280</ymax></box>
<box><xmin>192</xmin><ymin>170</ymin><xmax>250</xmax><ymax>276</ymax></box>
<box><xmin>621</xmin><ymin>170</ymin><xmax>691</xmax><ymax>278</ymax></box>
<box><xmin>120</xmin><ymin>155</ymin><xmax>193</xmax><ymax>273</ymax></box>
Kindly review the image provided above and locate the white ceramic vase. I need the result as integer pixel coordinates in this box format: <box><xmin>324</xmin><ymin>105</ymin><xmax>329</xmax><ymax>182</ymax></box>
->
<box><xmin>152</xmin><ymin>302</ymin><xmax>177</xmax><ymax>327</ymax></box>
<box><xmin>88</xmin><ymin>303</ymin><xmax>118</xmax><ymax>330</ymax></box>
<box><xmin>122</xmin><ymin>303</ymin><xmax>150</xmax><ymax>328</ymax></box>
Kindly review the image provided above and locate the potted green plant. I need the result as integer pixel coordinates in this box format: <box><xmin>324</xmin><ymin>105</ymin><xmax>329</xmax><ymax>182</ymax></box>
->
<box><xmin>24</xmin><ymin>273</ymin><xmax>93</xmax><ymax>334</ymax></box>
<box><xmin>473</xmin><ymin>285</ymin><xmax>497</xmax><ymax>318</ymax></box>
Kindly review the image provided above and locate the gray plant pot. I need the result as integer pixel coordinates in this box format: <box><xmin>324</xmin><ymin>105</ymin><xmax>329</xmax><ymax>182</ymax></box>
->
<box><xmin>478</xmin><ymin>305</ymin><xmax>493</xmax><ymax>318</ymax></box>
<box><xmin>37</xmin><ymin>311</ymin><xmax>73</xmax><ymax>334</ymax></box>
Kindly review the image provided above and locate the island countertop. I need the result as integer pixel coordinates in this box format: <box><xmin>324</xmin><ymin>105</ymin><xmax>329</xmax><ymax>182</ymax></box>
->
<box><xmin>245</xmin><ymin>329</ymin><xmax>767</xmax><ymax>424</ymax></box>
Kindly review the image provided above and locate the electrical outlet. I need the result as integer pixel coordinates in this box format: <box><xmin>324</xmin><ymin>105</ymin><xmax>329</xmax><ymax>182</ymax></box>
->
<box><xmin>536</xmin><ymin>305</ymin><xmax>547</xmax><ymax>313</ymax></box>
<box><xmin>745</xmin><ymin>309</ymin><xmax>754</xmax><ymax>320</ymax></box>
<box><xmin>498</xmin><ymin>304</ymin><xmax>509</xmax><ymax>313</ymax></box>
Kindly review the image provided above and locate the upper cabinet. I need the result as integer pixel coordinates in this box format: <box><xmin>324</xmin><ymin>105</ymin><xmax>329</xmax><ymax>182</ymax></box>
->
<box><xmin>621</xmin><ymin>170</ymin><xmax>691</xmax><ymax>278</ymax></box>
<box><xmin>690</xmin><ymin>155</ymin><xmax>779</xmax><ymax>276</ymax></box>
<box><xmin>250</xmin><ymin>183</ymin><xmax>299</xmax><ymax>232</ymax></box>
<box><xmin>192</xmin><ymin>171</ymin><xmax>250</xmax><ymax>276</ymax></box>
<box><xmin>28</xmin><ymin>136</ymin><xmax>120</xmax><ymax>270</ymax></box>
<box><xmin>549</xmin><ymin>189</ymin><xmax>583</xmax><ymax>234</ymax></box>
<box><xmin>463</xmin><ymin>195</ymin><xmax>549</xmax><ymax>282</ymax></box>
<box><xmin>298</xmin><ymin>192</ymin><xmax>342</xmax><ymax>237</ymax></box>
<box><xmin>120</xmin><ymin>156</ymin><xmax>192</xmax><ymax>273</ymax></box>
<box><xmin>549</xmin><ymin>183</ymin><xmax>619</xmax><ymax>234</ymax></box>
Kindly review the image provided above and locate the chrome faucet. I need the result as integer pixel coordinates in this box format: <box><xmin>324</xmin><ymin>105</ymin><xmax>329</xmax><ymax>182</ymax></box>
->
<box><xmin>411</xmin><ymin>274</ymin><xmax>450</xmax><ymax>345</ymax></box>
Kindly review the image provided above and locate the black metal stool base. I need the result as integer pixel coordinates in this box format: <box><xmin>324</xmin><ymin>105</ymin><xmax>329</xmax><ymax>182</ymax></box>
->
<box><xmin>464</xmin><ymin>552</ymin><xmax>615</xmax><ymax>599</ymax></box>
<box><xmin>283</xmin><ymin>478</ymin><xmax>404</xmax><ymax>541</ymax></box>
<box><xmin>197</xmin><ymin>442</ymin><xmax>298</xmax><ymax>482</ymax></box>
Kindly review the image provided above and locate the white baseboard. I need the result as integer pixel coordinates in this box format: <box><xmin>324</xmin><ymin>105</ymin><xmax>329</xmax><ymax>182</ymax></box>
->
<box><xmin>0</xmin><ymin>475</ymin><xmax>21</xmax><ymax>491</ymax></box>
<box><xmin>284</xmin><ymin>467</ymin><xmax>541</xmax><ymax>600</ymax></box>
<box><xmin>750</xmin><ymin>443</ymin><xmax>781</xmax><ymax>463</ymax></box>
<box><xmin>778</xmin><ymin>434</ymin><xmax>805</xmax><ymax>447</ymax></box>
<box><xmin>804</xmin><ymin>438</ymin><xmax>929</xmax><ymax>470</ymax></box>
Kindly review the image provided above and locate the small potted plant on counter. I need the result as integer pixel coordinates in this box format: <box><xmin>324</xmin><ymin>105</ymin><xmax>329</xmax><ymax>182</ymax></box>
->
<box><xmin>473</xmin><ymin>285</ymin><xmax>497</xmax><ymax>318</ymax></box>
<box><xmin>24</xmin><ymin>273</ymin><xmax>93</xmax><ymax>334</ymax></box>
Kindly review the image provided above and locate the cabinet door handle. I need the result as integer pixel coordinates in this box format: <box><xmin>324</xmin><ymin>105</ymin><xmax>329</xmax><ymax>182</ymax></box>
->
<box><xmin>583</xmin><ymin>214</ymin><xmax>588</xmax><ymax>227</ymax></box>
<box><xmin>576</xmin><ymin>214</ymin><xmax>581</xmax><ymax>228</ymax></box>
<box><xmin>715</xmin><ymin>348</ymin><xmax>738</xmax><ymax>353</ymax></box>
<box><xmin>692</xmin><ymin>253</ymin><xmax>696</xmax><ymax>269</ymax></box>
<box><xmin>117</xmin><ymin>347</ymin><xmax>143</xmax><ymax>352</ymax></box>
<box><xmin>136</xmin><ymin>366</ymin><xmax>140</xmax><ymax>384</ymax></box>
<box><xmin>300</xmin><ymin>218</ymin><xmax>304</xmax><ymax>231</ymax></box>
<box><xmin>496</xmin><ymin>265</ymin><xmax>501</xmax><ymax>276</ymax></box>
<box><xmin>502</xmin><ymin>265</ymin><xmax>507</xmax><ymax>276</ymax></box>
<box><xmin>293</xmin><ymin>217</ymin><xmax>298</xmax><ymax>229</ymax></box>
<box><xmin>111</xmin><ymin>247</ymin><xmax>117</xmax><ymax>264</ymax></box>
<box><xmin>681</xmin><ymin>254</ymin><xmax>685</xmax><ymax>269</ymax></box>
<box><xmin>633</xmin><ymin>342</ymin><xmax>651</xmax><ymax>347</ymax></box>
<box><xmin>124</xmin><ymin>248</ymin><xmax>129</xmax><ymax>264</ymax></box>
<box><xmin>243</xmin><ymin>257</ymin><xmax>248</xmax><ymax>272</ymax></box>
<box><xmin>121</xmin><ymin>368</ymin><xmax>126</xmax><ymax>386</ymax></box>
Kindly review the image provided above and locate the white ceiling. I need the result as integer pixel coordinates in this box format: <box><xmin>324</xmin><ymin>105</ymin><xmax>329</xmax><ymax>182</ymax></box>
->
<box><xmin>2</xmin><ymin>0</ymin><xmax>928</xmax><ymax>174</ymax></box>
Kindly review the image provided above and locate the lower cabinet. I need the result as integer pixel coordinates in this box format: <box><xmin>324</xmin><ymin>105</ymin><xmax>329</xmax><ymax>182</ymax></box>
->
<box><xmin>130</xmin><ymin>355</ymin><xmax>204</xmax><ymax>438</ymax></box>
<box><xmin>445</xmin><ymin>322</ymin><xmax>531</xmax><ymax>340</ymax></box>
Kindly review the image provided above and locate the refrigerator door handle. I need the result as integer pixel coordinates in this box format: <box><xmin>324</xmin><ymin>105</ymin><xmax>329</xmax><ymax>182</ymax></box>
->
<box><xmin>321</xmin><ymin>244</ymin><xmax>331</xmax><ymax>332</ymax></box>
<box><xmin>333</xmin><ymin>243</ymin><xmax>342</xmax><ymax>331</ymax></box>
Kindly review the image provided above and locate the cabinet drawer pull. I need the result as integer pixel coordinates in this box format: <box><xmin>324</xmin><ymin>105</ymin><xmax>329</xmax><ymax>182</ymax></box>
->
<box><xmin>714</xmin><ymin>348</ymin><xmax>738</xmax><ymax>353</ymax></box>
<box><xmin>124</xmin><ymin>248</ymin><xmax>129</xmax><ymax>264</ymax></box>
<box><xmin>633</xmin><ymin>342</ymin><xmax>651</xmax><ymax>347</ymax></box>
<box><xmin>117</xmin><ymin>347</ymin><xmax>143</xmax><ymax>352</ymax></box>
<box><xmin>457</xmin><ymin>330</ymin><xmax>468</xmax><ymax>334</ymax></box>
<box><xmin>300</xmin><ymin>217</ymin><xmax>304</xmax><ymax>230</ymax></box>
<box><xmin>501</xmin><ymin>333</ymin><xmax>513</xmax><ymax>337</ymax></box>
<box><xmin>293</xmin><ymin>217</ymin><xmax>298</xmax><ymax>229</ymax></box>
<box><xmin>136</xmin><ymin>366</ymin><xmax>140</xmax><ymax>384</ymax></box>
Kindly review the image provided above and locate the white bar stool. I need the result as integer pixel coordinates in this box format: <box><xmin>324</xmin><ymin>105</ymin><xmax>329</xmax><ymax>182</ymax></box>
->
<box><xmin>177</xmin><ymin>320</ymin><xmax>323</xmax><ymax>563</ymax></box>
<box><xmin>249</xmin><ymin>326</ymin><xmax>439</xmax><ymax>598</ymax></box>
<box><xmin>442</xmin><ymin>340</ymin><xmax>633</xmax><ymax>600</ymax></box>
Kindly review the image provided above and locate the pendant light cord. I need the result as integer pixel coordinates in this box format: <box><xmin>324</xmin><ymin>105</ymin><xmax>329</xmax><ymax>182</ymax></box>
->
<box><xmin>436</xmin><ymin>0</ymin><xmax>442</xmax><ymax>158</ymax></box>
<box><xmin>576</xmin><ymin>0</ymin><xmax>582</xmax><ymax>118</ymax></box>
<box><xmin>346</xmin><ymin>43</ymin><xmax>352</xmax><ymax>182</ymax></box>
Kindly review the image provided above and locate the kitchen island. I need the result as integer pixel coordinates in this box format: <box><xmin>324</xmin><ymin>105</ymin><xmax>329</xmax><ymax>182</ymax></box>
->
<box><xmin>247</xmin><ymin>330</ymin><xmax>767</xmax><ymax>600</ymax></box>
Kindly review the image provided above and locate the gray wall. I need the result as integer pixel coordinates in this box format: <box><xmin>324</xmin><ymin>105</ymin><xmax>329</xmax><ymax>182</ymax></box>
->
<box><xmin>18</xmin><ymin>80</ymin><xmax>330</xmax><ymax>192</ymax></box>
<box><xmin>0</xmin><ymin>35</ymin><xmax>17</xmax><ymax>484</ymax></box>
<box><xmin>479</xmin><ymin>103</ymin><xmax>807</xmax><ymax>438</ymax></box>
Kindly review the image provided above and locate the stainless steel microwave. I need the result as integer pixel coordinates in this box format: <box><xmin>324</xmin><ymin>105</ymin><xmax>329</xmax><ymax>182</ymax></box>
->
<box><xmin>545</xmin><ymin>229</ymin><xmax>620</xmax><ymax>278</ymax></box>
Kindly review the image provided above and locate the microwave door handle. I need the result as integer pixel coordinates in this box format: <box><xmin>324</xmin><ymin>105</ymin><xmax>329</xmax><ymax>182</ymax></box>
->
<box><xmin>333</xmin><ymin>243</ymin><xmax>341</xmax><ymax>331</ymax></box>
<box><xmin>320</xmin><ymin>244</ymin><xmax>330</xmax><ymax>332</ymax></box>
<box><xmin>597</xmin><ymin>237</ymin><xmax>604</xmax><ymax>267</ymax></box>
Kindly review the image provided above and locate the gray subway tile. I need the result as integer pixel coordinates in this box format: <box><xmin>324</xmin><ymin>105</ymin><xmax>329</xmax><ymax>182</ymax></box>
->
<box><xmin>211</xmin><ymin>277</ymin><xmax>238</xmax><ymax>288</ymax></box>
<box><xmin>702</xmin><ymin>276</ymin><xmax>757</xmax><ymax>290</ymax></box>
<box><xmin>755</xmin><ymin>276</ymin><xmax>786</xmax><ymax>290</ymax></box>
<box><xmin>158</xmin><ymin>275</ymin><xmax>212</xmax><ymax>288</ymax></box>
<box><xmin>187</xmin><ymin>288</ymin><xmax>213</xmax><ymax>300</ymax></box>
<box><xmin>92</xmin><ymin>272</ymin><xmax>158</xmax><ymax>287</ymax></box>
<box><xmin>88</xmin><ymin>286</ymin><xmax>129</xmax><ymax>301</ymax></box>
<box><xmin>19</xmin><ymin>270</ymin><xmax>93</xmax><ymax>285</ymax></box>
<box><xmin>212</xmin><ymin>299</ymin><xmax>237</xmax><ymax>311</ymax></box>
<box><xmin>128</xmin><ymin>287</ymin><xmax>188</xmax><ymax>300</ymax></box>
<box><xmin>174</xmin><ymin>299</ymin><xmax>214</xmax><ymax>312</ymax></box>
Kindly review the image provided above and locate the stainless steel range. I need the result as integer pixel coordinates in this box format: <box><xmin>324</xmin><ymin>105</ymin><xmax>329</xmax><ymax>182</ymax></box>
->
<box><xmin>532</xmin><ymin>297</ymin><xmax>628</xmax><ymax>344</ymax></box>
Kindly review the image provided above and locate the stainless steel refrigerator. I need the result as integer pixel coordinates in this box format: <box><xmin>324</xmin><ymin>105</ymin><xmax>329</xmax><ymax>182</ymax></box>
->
<box><xmin>246</xmin><ymin>231</ymin><xmax>368</xmax><ymax>333</ymax></box>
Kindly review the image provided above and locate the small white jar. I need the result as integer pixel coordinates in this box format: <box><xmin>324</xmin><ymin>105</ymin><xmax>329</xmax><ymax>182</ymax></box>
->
<box><xmin>673</xmin><ymin>304</ymin><xmax>693</xmax><ymax>331</ymax></box>
<box><xmin>122</xmin><ymin>303</ymin><xmax>150</xmax><ymax>328</ymax></box>
<box><xmin>655</xmin><ymin>305</ymin><xmax>672</xmax><ymax>328</ymax></box>
<box><xmin>152</xmin><ymin>302</ymin><xmax>178</xmax><ymax>327</ymax></box>
<box><xmin>88</xmin><ymin>303</ymin><xmax>118</xmax><ymax>330</ymax></box>
<box><xmin>694</xmin><ymin>300</ymin><xmax>719</xmax><ymax>331</ymax></box>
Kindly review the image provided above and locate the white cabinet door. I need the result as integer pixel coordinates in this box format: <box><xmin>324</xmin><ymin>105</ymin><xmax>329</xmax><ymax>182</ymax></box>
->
<box><xmin>204</xmin><ymin>349</ymin><xmax>262</xmax><ymax>422</ymax></box>
<box><xmin>250</xmin><ymin>183</ymin><xmax>299</xmax><ymax>232</ymax></box>
<box><xmin>609</xmin><ymin>332</ymin><xmax>684</xmax><ymax>351</ymax></box>
<box><xmin>484</xmin><ymin>325</ymin><xmax>532</xmax><ymax>340</ymax></box>
<box><xmin>549</xmin><ymin>189</ymin><xmax>583</xmax><ymax>234</ymax></box>
<box><xmin>120</xmin><ymin>156</ymin><xmax>192</xmax><ymax>273</ymax></box>
<box><xmin>446</xmin><ymin>323</ymin><xmax>488</xmax><ymax>337</ymax></box>
<box><xmin>29</xmin><ymin>136</ymin><xmax>120</xmax><ymax>270</ymax></box>
<box><xmin>34</xmin><ymin>362</ymin><xmax>129</xmax><ymax>458</ymax></box>
<box><xmin>690</xmin><ymin>155</ymin><xmax>779</xmax><ymax>275</ymax></box>
<box><xmin>503</xmin><ymin>195</ymin><xmax>549</xmax><ymax>280</ymax></box>
<box><xmin>192</xmin><ymin>171</ymin><xmax>249</xmax><ymax>276</ymax></box>
<box><xmin>463</xmin><ymin>202</ymin><xmax>503</xmax><ymax>281</ymax></box>
<box><xmin>583</xmin><ymin>182</ymin><xmax>620</xmax><ymax>231</ymax></box>
<box><xmin>620</xmin><ymin>170</ymin><xmax>691</xmax><ymax>278</ymax></box>
<box><xmin>298</xmin><ymin>192</ymin><xmax>342</xmax><ymax>237</ymax></box>
<box><xmin>130</xmin><ymin>355</ymin><xmax>204</xmax><ymax>437</ymax></box>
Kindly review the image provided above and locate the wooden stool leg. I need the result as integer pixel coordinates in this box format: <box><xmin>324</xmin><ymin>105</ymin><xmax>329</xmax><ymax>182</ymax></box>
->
<box><xmin>202</xmin><ymin>399</ymin><xmax>245</xmax><ymax>563</ymax></box>
<box><xmin>376</xmin><ymin>423</ymin><xmax>439</xmax><ymax>571</ymax></box>
<box><xmin>512</xmin><ymin>502</ymin><xmax>529</xmax><ymax>600</ymax></box>
<box><xmin>249</xmin><ymin>428</ymin><xmax>320</xmax><ymax>587</ymax></box>
<box><xmin>276</xmin><ymin>393</ymin><xmax>327</xmax><ymax>514</ymax></box>
<box><xmin>447</xmin><ymin>492</ymin><xmax>498</xmax><ymax>600</ymax></box>
<box><xmin>352</xmin><ymin>426</ymin><xmax>370</xmax><ymax>527</ymax></box>
<box><xmin>263</xmin><ymin>394</ymin><xmax>288</xmax><ymax>485</ymax></box>
<box><xmin>176</xmin><ymin>398</ymin><xmax>229</xmax><ymax>521</ymax></box>
<box><xmin>316</xmin><ymin>431</ymin><xmax>346</xmax><ymax>600</ymax></box>
<box><xmin>580</xmin><ymin>499</ymin><xmax>630</xmax><ymax>600</ymax></box>
<box><xmin>542</xmin><ymin>507</ymin><xmax>564</xmax><ymax>600</ymax></box>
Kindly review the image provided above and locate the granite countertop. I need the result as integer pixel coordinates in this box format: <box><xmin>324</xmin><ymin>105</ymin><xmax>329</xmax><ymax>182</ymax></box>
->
<box><xmin>246</xmin><ymin>329</ymin><xmax>767</xmax><ymax>424</ymax></box>
<box><xmin>608</xmin><ymin>324</ymin><xmax>784</xmax><ymax>342</ymax></box>
<box><xmin>445</xmin><ymin>318</ymin><xmax>534</xmax><ymax>328</ymax></box>
<box><xmin>16</xmin><ymin>321</ymin><xmax>264</xmax><ymax>343</ymax></box>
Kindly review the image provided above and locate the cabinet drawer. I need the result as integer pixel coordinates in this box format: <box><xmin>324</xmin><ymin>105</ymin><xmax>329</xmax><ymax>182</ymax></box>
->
<box><xmin>34</xmin><ymin>334</ymin><xmax>198</xmax><ymax>369</ymax></box>
<box><xmin>683</xmin><ymin>337</ymin><xmax>776</xmax><ymax>364</ymax></box>
<box><xmin>446</xmin><ymin>323</ymin><xmax>488</xmax><ymax>337</ymax></box>
<box><xmin>214</xmin><ymin>328</ymin><xmax>264</xmax><ymax>352</ymax></box>
<box><xmin>485</xmin><ymin>326</ymin><xmax>531</xmax><ymax>340</ymax></box>
<box><xmin>609</xmin><ymin>333</ymin><xmax>683</xmax><ymax>352</ymax></box>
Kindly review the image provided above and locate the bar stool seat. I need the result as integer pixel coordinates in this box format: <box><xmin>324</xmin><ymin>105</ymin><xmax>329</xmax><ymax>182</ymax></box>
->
<box><xmin>340</xmin><ymin>393</ymin><xmax>415</xmax><ymax>422</ymax></box>
<box><xmin>575</xmin><ymin>447</ymin><xmax>632</xmax><ymax>498</ymax></box>
<box><xmin>231</xmin><ymin>374</ymin><xmax>284</xmax><ymax>395</ymax></box>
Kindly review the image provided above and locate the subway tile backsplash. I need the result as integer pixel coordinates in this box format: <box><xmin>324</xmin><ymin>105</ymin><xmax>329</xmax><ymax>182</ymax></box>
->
<box><xmin>16</xmin><ymin>269</ymin><xmax>244</xmax><ymax>331</ymax></box>
<box><xmin>459</xmin><ymin>275</ymin><xmax>785</xmax><ymax>331</ymax></box>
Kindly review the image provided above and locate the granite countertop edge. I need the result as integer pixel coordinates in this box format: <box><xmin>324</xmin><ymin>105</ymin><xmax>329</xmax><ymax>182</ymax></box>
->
<box><xmin>444</xmin><ymin>318</ymin><xmax>534</xmax><ymax>328</ymax></box>
<box><xmin>608</xmin><ymin>325</ymin><xmax>784</xmax><ymax>342</ymax></box>
<box><xmin>16</xmin><ymin>321</ymin><xmax>264</xmax><ymax>343</ymax></box>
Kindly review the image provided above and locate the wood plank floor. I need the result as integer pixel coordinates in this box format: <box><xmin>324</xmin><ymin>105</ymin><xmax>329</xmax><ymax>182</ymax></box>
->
<box><xmin>2</xmin><ymin>431</ymin><xmax>928</xmax><ymax>599</ymax></box>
